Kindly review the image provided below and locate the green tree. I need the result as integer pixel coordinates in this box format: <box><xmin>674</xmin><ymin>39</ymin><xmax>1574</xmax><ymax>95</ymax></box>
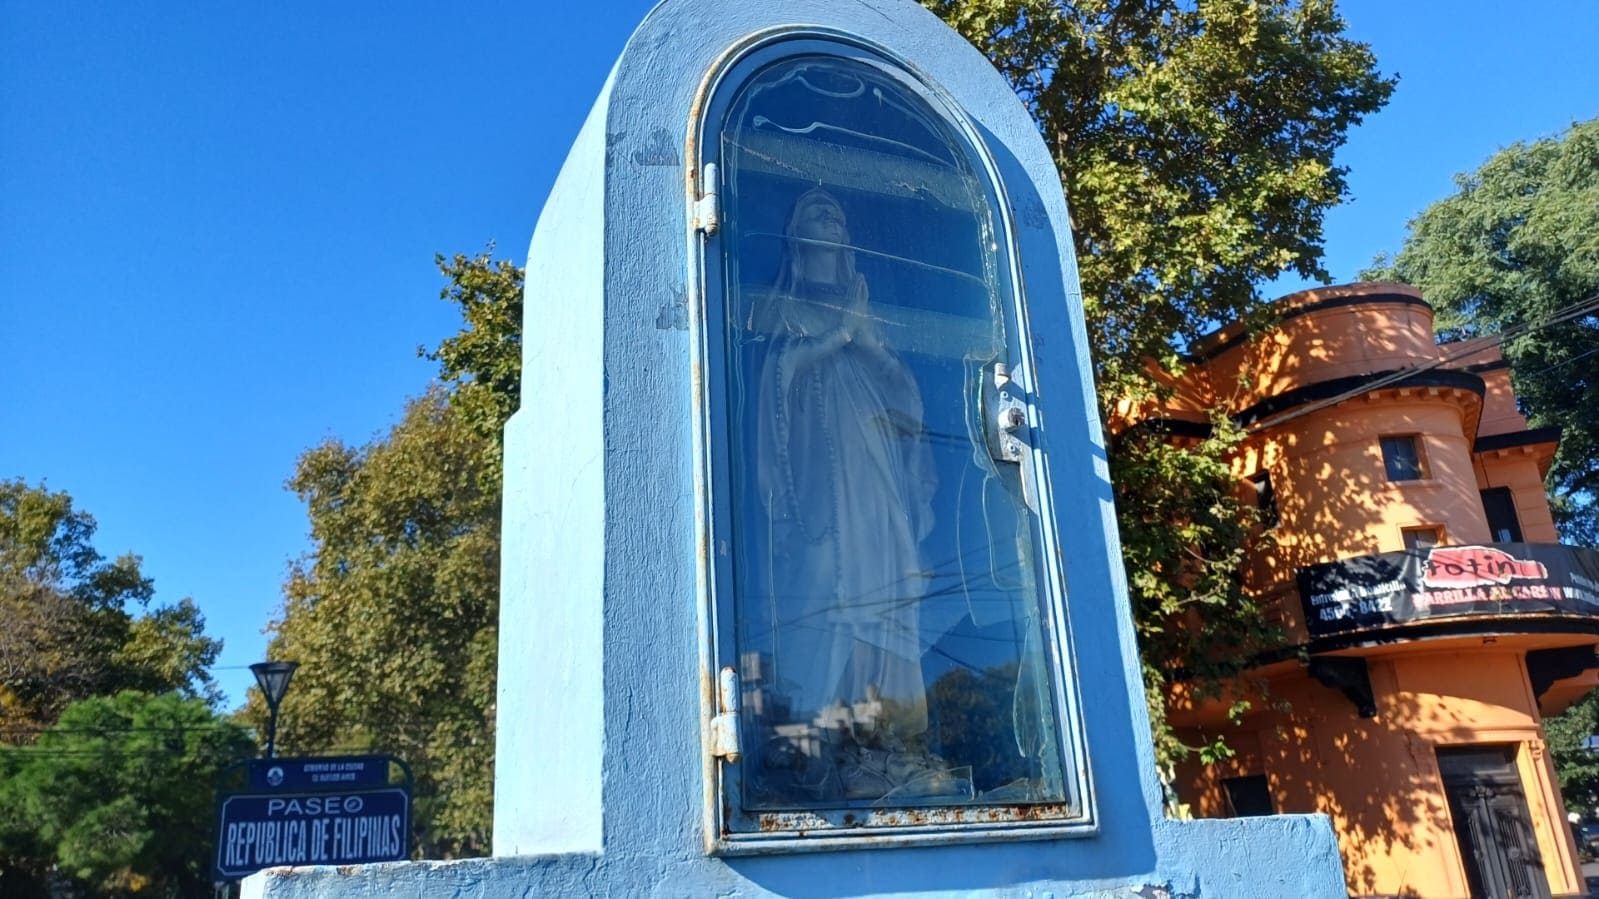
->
<box><xmin>922</xmin><ymin>0</ymin><xmax>1393</xmax><ymax>758</ymax></box>
<box><xmin>0</xmin><ymin>691</ymin><xmax>255</xmax><ymax>898</ymax></box>
<box><xmin>246</xmin><ymin>254</ymin><xmax>518</xmax><ymax>851</ymax></box>
<box><xmin>254</xmin><ymin>387</ymin><xmax>500</xmax><ymax>858</ymax></box>
<box><xmin>114</xmin><ymin>599</ymin><xmax>223</xmax><ymax>704</ymax></box>
<box><xmin>0</xmin><ymin>480</ymin><xmax>221</xmax><ymax>737</ymax></box>
<box><xmin>419</xmin><ymin>251</ymin><xmax>525</xmax><ymax>460</ymax></box>
<box><xmin>1112</xmin><ymin>417</ymin><xmax>1270</xmax><ymax>763</ymax></box>
<box><xmin>925</xmin><ymin>0</ymin><xmax>1393</xmax><ymax>393</ymax></box>
<box><xmin>1364</xmin><ymin>118</ymin><xmax>1599</xmax><ymax>543</ymax></box>
<box><xmin>252</xmin><ymin>253</ymin><xmax>517</xmax><ymax>857</ymax></box>
<box><xmin>1546</xmin><ymin>690</ymin><xmax>1599</xmax><ymax>817</ymax></box>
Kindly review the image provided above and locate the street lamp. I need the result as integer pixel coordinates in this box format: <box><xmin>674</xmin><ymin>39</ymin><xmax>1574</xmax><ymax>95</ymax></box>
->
<box><xmin>250</xmin><ymin>660</ymin><xmax>299</xmax><ymax>759</ymax></box>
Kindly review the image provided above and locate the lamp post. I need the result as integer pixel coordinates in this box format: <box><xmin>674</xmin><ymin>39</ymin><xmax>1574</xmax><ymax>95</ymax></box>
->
<box><xmin>250</xmin><ymin>660</ymin><xmax>298</xmax><ymax>759</ymax></box>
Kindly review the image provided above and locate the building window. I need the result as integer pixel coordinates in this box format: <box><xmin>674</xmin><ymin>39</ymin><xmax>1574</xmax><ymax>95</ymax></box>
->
<box><xmin>694</xmin><ymin>40</ymin><xmax>1088</xmax><ymax>849</ymax></box>
<box><xmin>1222</xmin><ymin>775</ymin><xmax>1275</xmax><ymax>817</ymax></box>
<box><xmin>1248</xmin><ymin>471</ymin><xmax>1279</xmax><ymax>529</ymax></box>
<box><xmin>1403</xmin><ymin>527</ymin><xmax>1443</xmax><ymax>551</ymax></box>
<box><xmin>1380</xmin><ymin>435</ymin><xmax>1429</xmax><ymax>482</ymax></box>
<box><xmin>1481</xmin><ymin>487</ymin><xmax>1524</xmax><ymax>543</ymax></box>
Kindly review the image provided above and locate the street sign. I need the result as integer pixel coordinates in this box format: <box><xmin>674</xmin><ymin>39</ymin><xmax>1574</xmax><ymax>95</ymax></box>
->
<box><xmin>248</xmin><ymin>755</ymin><xmax>392</xmax><ymax>791</ymax></box>
<box><xmin>214</xmin><ymin>786</ymin><xmax>410</xmax><ymax>880</ymax></box>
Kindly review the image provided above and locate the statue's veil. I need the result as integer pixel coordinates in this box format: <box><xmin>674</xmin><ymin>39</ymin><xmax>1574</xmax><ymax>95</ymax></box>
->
<box><xmin>750</xmin><ymin>188</ymin><xmax>859</xmax><ymax>336</ymax></box>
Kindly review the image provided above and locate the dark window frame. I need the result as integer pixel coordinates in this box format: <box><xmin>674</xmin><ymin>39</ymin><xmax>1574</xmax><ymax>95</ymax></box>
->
<box><xmin>1403</xmin><ymin>526</ymin><xmax>1443</xmax><ymax>551</ymax></box>
<box><xmin>1248</xmin><ymin>470</ymin><xmax>1279</xmax><ymax>530</ymax></box>
<box><xmin>1221</xmin><ymin>774</ymin><xmax>1275</xmax><ymax>818</ymax></box>
<box><xmin>1480</xmin><ymin>487</ymin><xmax>1524</xmax><ymax>543</ymax></box>
<box><xmin>1380</xmin><ymin>435</ymin><xmax>1429</xmax><ymax>482</ymax></box>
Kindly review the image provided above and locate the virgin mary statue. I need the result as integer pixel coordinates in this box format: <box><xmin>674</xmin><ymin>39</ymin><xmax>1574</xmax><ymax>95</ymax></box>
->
<box><xmin>752</xmin><ymin>187</ymin><xmax>938</xmax><ymax>768</ymax></box>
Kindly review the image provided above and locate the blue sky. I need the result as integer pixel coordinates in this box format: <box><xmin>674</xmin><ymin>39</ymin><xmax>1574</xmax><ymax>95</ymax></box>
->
<box><xmin>3</xmin><ymin>1</ymin><xmax>1595</xmax><ymax>709</ymax></box>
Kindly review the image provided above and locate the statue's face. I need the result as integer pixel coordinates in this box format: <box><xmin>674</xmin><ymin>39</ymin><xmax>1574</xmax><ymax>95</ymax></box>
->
<box><xmin>793</xmin><ymin>196</ymin><xmax>847</xmax><ymax>245</ymax></box>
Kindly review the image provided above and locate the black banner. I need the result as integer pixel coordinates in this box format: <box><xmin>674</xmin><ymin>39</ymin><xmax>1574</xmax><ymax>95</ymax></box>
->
<box><xmin>1298</xmin><ymin>542</ymin><xmax>1599</xmax><ymax>637</ymax></box>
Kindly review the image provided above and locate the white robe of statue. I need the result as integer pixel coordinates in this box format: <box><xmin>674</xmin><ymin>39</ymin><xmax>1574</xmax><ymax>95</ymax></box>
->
<box><xmin>754</xmin><ymin>188</ymin><xmax>937</xmax><ymax>750</ymax></box>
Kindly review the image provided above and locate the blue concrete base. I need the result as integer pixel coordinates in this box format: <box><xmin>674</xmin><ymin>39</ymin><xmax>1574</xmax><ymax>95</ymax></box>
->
<box><xmin>243</xmin><ymin>816</ymin><xmax>1345</xmax><ymax>897</ymax></box>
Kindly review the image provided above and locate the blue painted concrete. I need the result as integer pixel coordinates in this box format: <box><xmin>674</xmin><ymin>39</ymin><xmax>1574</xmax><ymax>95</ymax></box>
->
<box><xmin>491</xmin><ymin>70</ymin><xmax>611</xmax><ymax>857</ymax></box>
<box><xmin>245</xmin><ymin>815</ymin><xmax>1345</xmax><ymax>897</ymax></box>
<box><xmin>245</xmin><ymin>0</ymin><xmax>1346</xmax><ymax>895</ymax></box>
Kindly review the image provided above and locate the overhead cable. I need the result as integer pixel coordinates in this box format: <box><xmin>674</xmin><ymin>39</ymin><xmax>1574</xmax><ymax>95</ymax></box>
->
<box><xmin>1242</xmin><ymin>291</ymin><xmax>1599</xmax><ymax>434</ymax></box>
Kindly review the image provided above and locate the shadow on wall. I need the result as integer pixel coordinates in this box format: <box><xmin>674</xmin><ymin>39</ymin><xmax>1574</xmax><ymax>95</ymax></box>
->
<box><xmin>1177</xmin><ymin>670</ymin><xmax>1495</xmax><ymax>896</ymax></box>
<box><xmin>1168</xmin><ymin>304</ymin><xmax>1527</xmax><ymax>896</ymax></box>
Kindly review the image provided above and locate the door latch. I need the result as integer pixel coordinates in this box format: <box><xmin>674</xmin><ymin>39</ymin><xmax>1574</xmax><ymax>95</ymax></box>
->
<box><xmin>981</xmin><ymin>361</ymin><xmax>1040</xmax><ymax>511</ymax></box>
<box><xmin>985</xmin><ymin>362</ymin><xmax>1028</xmax><ymax>464</ymax></box>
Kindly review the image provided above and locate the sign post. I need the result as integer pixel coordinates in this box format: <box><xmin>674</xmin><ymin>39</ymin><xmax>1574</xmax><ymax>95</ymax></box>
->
<box><xmin>213</xmin><ymin>754</ymin><xmax>411</xmax><ymax>882</ymax></box>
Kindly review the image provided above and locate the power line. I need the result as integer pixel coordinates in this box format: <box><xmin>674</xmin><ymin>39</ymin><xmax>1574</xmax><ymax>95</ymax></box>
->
<box><xmin>2</xmin><ymin>716</ymin><xmax>246</xmax><ymax>732</ymax></box>
<box><xmin>1522</xmin><ymin>345</ymin><xmax>1599</xmax><ymax>380</ymax></box>
<box><xmin>1</xmin><ymin>710</ymin><xmax>488</xmax><ymax>746</ymax></box>
<box><xmin>1243</xmin><ymin>290</ymin><xmax>1599</xmax><ymax>434</ymax></box>
<box><xmin>1</xmin><ymin>743</ymin><xmax>464</xmax><ymax>761</ymax></box>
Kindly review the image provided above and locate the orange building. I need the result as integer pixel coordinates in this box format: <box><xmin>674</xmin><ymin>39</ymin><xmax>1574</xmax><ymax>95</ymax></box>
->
<box><xmin>1146</xmin><ymin>282</ymin><xmax>1599</xmax><ymax>898</ymax></box>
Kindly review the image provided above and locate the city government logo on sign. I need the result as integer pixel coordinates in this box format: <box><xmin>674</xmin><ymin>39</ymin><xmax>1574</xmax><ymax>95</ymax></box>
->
<box><xmin>214</xmin><ymin>787</ymin><xmax>409</xmax><ymax>878</ymax></box>
<box><xmin>247</xmin><ymin>754</ymin><xmax>392</xmax><ymax>791</ymax></box>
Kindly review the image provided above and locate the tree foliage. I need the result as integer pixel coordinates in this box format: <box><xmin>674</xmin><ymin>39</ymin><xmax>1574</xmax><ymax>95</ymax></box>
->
<box><xmin>254</xmin><ymin>387</ymin><xmax>502</xmax><ymax>857</ymax></box>
<box><xmin>1364</xmin><ymin>118</ymin><xmax>1599</xmax><ymax>543</ymax></box>
<box><xmin>1546</xmin><ymin>690</ymin><xmax>1599</xmax><ymax>817</ymax></box>
<box><xmin>925</xmin><ymin>0</ymin><xmax>1394</xmax><ymax>393</ymax></box>
<box><xmin>927</xmin><ymin>663</ymin><xmax>1033</xmax><ymax>791</ymax></box>
<box><xmin>420</xmin><ymin>251</ymin><xmax>525</xmax><ymax>467</ymax></box>
<box><xmin>924</xmin><ymin>0</ymin><xmax>1393</xmax><ymax>758</ymax></box>
<box><xmin>0</xmin><ymin>691</ymin><xmax>254</xmax><ymax>898</ymax></box>
<box><xmin>250</xmin><ymin>253</ymin><xmax>519</xmax><ymax>857</ymax></box>
<box><xmin>1111</xmin><ymin>418</ymin><xmax>1279</xmax><ymax>762</ymax></box>
<box><xmin>0</xmin><ymin>480</ymin><xmax>221</xmax><ymax>738</ymax></box>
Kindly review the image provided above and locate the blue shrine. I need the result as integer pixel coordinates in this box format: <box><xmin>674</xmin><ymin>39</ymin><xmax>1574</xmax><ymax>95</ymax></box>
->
<box><xmin>246</xmin><ymin>0</ymin><xmax>1345</xmax><ymax>895</ymax></box>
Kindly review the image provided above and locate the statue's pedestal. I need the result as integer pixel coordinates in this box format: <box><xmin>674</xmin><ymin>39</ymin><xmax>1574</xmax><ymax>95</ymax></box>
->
<box><xmin>247</xmin><ymin>0</ymin><xmax>1346</xmax><ymax>895</ymax></box>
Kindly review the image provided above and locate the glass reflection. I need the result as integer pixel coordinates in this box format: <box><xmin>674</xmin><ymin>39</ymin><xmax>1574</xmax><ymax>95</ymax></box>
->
<box><xmin>720</xmin><ymin>55</ymin><xmax>1069</xmax><ymax>812</ymax></box>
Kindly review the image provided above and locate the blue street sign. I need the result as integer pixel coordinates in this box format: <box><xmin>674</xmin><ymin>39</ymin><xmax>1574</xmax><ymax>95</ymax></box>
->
<box><xmin>248</xmin><ymin>755</ymin><xmax>394</xmax><ymax>791</ymax></box>
<box><xmin>213</xmin><ymin>786</ymin><xmax>410</xmax><ymax>880</ymax></box>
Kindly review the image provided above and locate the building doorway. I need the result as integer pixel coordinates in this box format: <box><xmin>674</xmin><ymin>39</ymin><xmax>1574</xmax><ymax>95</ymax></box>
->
<box><xmin>1437</xmin><ymin>746</ymin><xmax>1552</xmax><ymax>899</ymax></box>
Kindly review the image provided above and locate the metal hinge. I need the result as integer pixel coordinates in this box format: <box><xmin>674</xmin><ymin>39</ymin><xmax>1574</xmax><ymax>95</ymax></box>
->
<box><xmin>693</xmin><ymin>163</ymin><xmax>720</xmax><ymax>235</ymax></box>
<box><xmin>709</xmin><ymin>665</ymin><xmax>741</xmax><ymax>762</ymax></box>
